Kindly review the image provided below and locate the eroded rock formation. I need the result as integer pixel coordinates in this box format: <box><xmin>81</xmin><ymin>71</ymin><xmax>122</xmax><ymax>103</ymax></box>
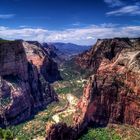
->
<box><xmin>0</xmin><ymin>40</ymin><xmax>59</xmax><ymax>126</ymax></box>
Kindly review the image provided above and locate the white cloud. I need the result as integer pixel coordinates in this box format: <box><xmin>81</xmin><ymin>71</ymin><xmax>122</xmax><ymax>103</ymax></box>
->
<box><xmin>106</xmin><ymin>5</ymin><xmax>140</xmax><ymax>16</ymax></box>
<box><xmin>0</xmin><ymin>26</ymin><xmax>8</xmax><ymax>30</ymax></box>
<box><xmin>72</xmin><ymin>23</ymin><xmax>80</xmax><ymax>26</ymax></box>
<box><xmin>72</xmin><ymin>22</ymin><xmax>81</xmax><ymax>26</ymax></box>
<box><xmin>104</xmin><ymin>0</ymin><xmax>124</xmax><ymax>7</ymax></box>
<box><xmin>19</xmin><ymin>25</ymin><xmax>31</xmax><ymax>28</ymax></box>
<box><xmin>0</xmin><ymin>14</ymin><xmax>15</xmax><ymax>19</ymax></box>
<box><xmin>0</xmin><ymin>24</ymin><xmax>140</xmax><ymax>45</ymax></box>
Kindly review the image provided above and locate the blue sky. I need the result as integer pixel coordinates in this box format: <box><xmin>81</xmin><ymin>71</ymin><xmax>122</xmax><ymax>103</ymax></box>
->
<box><xmin>0</xmin><ymin>0</ymin><xmax>140</xmax><ymax>45</ymax></box>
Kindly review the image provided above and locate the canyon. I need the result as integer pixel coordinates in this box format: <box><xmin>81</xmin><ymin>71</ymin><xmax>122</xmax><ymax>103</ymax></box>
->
<box><xmin>0</xmin><ymin>38</ymin><xmax>140</xmax><ymax>140</ymax></box>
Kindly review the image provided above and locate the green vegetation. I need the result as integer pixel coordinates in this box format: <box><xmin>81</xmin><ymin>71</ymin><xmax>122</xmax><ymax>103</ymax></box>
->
<box><xmin>61</xmin><ymin>59</ymin><xmax>92</xmax><ymax>80</ymax></box>
<box><xmin>0</xmin><ymin>128</ymin><xmax>14</xmax><ymax>140</ymax></box>
<box><xmin>78</xmin><ymin>128</ymin><xmax>121</xmax><ymax>140</ymax></box>
<box><xmin>8</xmin><ymin>112</ymin><xmax>49</xmax><ymax>139</ymax></box>
<box><xmin>59</xmin><ymin>114</ymin><xmax>73</xmax><ymax>126</ymax></box>
<box><xmin>56</xmin><ymin>86</ymin><xmax>73</xmax><ymax>94</ymax></box>
<box><xmin>53</xmin><ymin>59</ymin><xmax>92</xmax><ymax>98</ymax></box>
<box><xmin>110</xmin><ymin>124</ymin><xmax>140</xmax><ymax>140</ymax></box>
<box><xmin>4</xmin><ymin>97</ymin><xmax>68</xmax><ymax>139</ymax></box>
<box><xmin>55</xmin><ymin>81</ymin><xmax>83</xmax><ymax>97</ymax></box>
<box><xmin>78</xmin><ymin>125</ymin><xmax>140</xmax><ymax>140</ymax></box>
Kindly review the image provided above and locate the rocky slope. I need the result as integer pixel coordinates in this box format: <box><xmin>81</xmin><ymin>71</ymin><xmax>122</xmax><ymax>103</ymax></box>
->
<box><xmin>0</xmin><ymin>40</ymin><xmax>60</xmax><ymax>127</ymax></box>
<box><xmin>46</xmin><ymin>38</ymin><xmax>140</xmax><ymax>139</ymax></box>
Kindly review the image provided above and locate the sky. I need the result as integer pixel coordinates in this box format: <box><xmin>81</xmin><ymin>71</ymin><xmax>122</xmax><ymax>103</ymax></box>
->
<box><xmin>0</xmin><ymin>0</ymin><xmax>140</xmax><ymax>45</ymax></box>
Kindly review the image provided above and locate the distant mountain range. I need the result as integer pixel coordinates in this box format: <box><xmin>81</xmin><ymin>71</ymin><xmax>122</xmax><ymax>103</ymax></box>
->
<box><xmin>41</xmin><ymin>42</ymin><xmax>91</xmax><ymax>65</ymax></box>
<box><xmin>49</xmin><ymin>42</ymin><xmax>91</xmax><ymax>59</ymax></box>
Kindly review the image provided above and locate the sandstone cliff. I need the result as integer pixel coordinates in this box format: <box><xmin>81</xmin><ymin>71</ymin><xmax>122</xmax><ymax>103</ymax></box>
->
<box><xmin>0</xmin><ymin>40</ymin><xmax>59</xmax><ymax>127</ymax></box>
<box><xmin>74</xmin><ymin>38</ymin><xmax>140</xmax><ymax>127</ymax></box>
<box><xmin>46</xmin><ymin>38</ymin><xmax>140</xmax><ymax>140</ymax></box>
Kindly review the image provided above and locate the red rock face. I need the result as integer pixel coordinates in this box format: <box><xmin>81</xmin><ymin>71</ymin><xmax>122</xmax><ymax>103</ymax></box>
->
<box><xmin>74</xmin><ymin>38</ymin><xmax>140</xmax><ymax>128</ymax></box>
<box><xmin>0</xmin><ymin>40</ymin><xmax>59</xmax><ymax>126</ymax></box>
<box><xmin>75</xmin><ymin>66</ymin><xmax>140</xmax><ymax>128</ymax></box>
<box><xmin>46</xmin><ymin>38</ymin><xmax>140</xmax><ymax>140</ymax></box>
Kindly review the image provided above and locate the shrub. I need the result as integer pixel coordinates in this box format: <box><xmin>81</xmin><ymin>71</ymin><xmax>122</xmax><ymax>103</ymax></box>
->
<box><xmin>0</xmin><ymin>129</ymin><xmax>14</xmax><ymax>140</ymax></box>
<box><xmin>78</xmin><ymin>128</ymin><xmax>121</xmax><ymax>140</ymax></box>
